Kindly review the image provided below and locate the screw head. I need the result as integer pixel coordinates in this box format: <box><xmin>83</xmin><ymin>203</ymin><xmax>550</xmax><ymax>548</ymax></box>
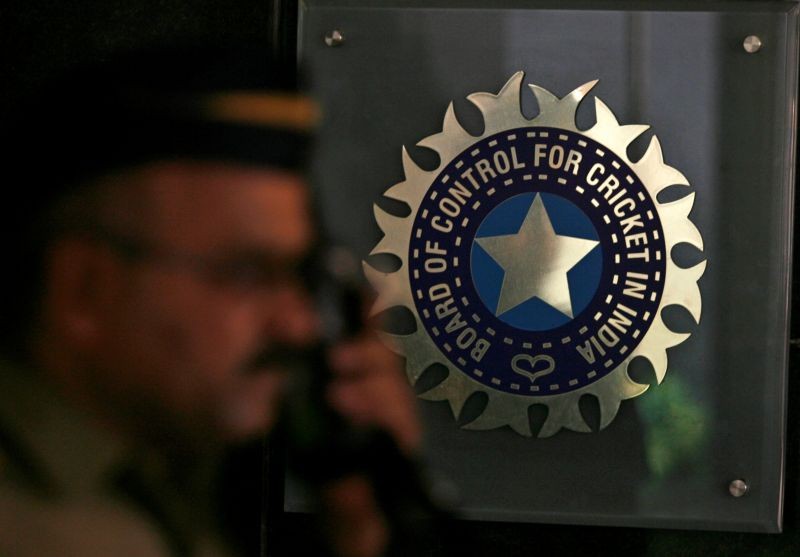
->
<box><xmin>743</xmin><ymin>35</ymin><xmax>762</xmax><ymax>53</ymax></box>
<box><xmin>729</xmin><ymin>479</ymin><xmax>749</xmax><ymax>497</ymax></box>
<box><xmin>325</xmin><ymin>30</ymin><xmax>344</xmax><ymax>47</ymax></box>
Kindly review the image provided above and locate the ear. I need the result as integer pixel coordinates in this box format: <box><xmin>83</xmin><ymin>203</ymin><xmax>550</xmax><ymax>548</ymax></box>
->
<box><xmin>42</xmin><ymin>238</ymin><xmax>123</xmax><ymax>352</ymax></box>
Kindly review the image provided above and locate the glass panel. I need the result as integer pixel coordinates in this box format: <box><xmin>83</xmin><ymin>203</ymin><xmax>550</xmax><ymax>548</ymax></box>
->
<box><xmin>296</xmin><ymin>0</ymin><xmax>798</xmax><ymax>532</ymax></box>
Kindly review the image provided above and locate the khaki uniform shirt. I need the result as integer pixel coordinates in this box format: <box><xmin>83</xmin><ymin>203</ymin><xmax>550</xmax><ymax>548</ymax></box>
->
<box><xmin>0</xmin><ymin>362</ymin><xmax>233</xmax><ymax>557</ymax></box>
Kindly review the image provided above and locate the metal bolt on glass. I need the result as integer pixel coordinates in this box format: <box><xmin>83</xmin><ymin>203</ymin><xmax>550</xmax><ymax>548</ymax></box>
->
<box><xmin>324</xmin><ymin>30</ymin><xmax>344</xmax><ymax>47</ymax></box>
<box><xmin>743</xmin><ymin>35</ymin><xmax>762</xmax><ymax>53</ymax></box>
<box><xmin>729</xmin><ymin>479</ymin><xmax>748</xmax><ymax>497</ymax></box>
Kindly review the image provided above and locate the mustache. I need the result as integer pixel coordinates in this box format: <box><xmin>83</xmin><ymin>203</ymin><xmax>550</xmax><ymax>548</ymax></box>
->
<box><xmin>240</xmin><ymin>344</ymin><xmax>322</xmax><ymax>375</ymax></box>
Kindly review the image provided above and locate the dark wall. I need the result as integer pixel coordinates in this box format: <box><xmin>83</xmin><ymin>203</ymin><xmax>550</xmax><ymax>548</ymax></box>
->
<box><xmin>0</xmin><ymin>0</ymin><xmax>277</xmax><ymax>125</ymax></box>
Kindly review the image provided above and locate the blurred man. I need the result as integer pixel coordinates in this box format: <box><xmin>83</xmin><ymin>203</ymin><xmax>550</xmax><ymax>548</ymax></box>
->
<box><xmin>0</xmin><ymin>46</ymin><xmax>419</xmax><ymax>557</ymax></box>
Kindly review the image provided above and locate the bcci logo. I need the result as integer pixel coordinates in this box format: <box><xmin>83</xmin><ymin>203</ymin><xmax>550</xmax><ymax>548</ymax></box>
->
<box><xmin>366</xmin><ymin>73</ymin><xmax>705</xmax><ymax>437</ymax></box>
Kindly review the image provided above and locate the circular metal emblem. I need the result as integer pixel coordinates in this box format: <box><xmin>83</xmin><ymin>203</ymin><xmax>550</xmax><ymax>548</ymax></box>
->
<box><xmin>365</xmin><ymin>73</ymin><xmax>705</xmax><ymax>437</ymax></box>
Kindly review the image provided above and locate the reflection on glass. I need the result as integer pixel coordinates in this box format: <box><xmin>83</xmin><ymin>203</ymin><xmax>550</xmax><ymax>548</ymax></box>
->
<box><xmin>300</xmin><ymin>0</ymin><xmax>797</xmax><ymax>532</ymax></box>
